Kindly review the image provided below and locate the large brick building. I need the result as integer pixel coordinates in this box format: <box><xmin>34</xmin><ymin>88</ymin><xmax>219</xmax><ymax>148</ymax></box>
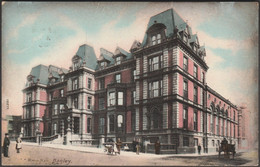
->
<box><xmin>22</xmin><ymin>8</ymin><xmax>239</xmax><ymax>153</ymax></box>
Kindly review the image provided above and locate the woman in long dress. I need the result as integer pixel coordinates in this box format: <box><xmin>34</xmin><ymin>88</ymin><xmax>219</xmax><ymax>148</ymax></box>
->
<box><xmin>16</xmin><ymin>136</ymin><xmax>22</xmax><ymax>153</ymax></box>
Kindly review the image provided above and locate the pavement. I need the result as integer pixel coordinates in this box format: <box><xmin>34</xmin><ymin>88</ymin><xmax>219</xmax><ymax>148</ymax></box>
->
<box><xmin>20</xmin><ymin>141</ymin><xmax>220</xmax><ymax>158</ymax></box>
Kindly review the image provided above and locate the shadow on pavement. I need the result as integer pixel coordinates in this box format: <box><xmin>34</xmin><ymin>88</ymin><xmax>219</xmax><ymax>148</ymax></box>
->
<box><xmin>161</xmin><ymin>152</ymin><xmax>252</xmax><ymax>166</ymax></box>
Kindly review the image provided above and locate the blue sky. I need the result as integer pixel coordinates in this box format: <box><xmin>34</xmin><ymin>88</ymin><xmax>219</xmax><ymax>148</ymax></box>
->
<box><xmin>2</xmin><ymin>2</ymin><xmax>258</xmax><ymax>133</ymax></box>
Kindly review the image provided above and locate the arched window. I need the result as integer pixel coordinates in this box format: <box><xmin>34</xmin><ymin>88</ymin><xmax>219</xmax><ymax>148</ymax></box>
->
<box><xmin>152</xmin><ymin>36</ymin><xmax>156</xmax><ymax>45</ymax></box>
<box><xmin>210</xmin><ymin>105</ymin><xmax>214</xmax><ymax>133</ymax></box>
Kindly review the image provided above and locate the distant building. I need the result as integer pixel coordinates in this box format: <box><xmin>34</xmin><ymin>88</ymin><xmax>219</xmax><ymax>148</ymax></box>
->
<box><xmin>6</xmin><ymin>115</ymin><xmax>22</xmax><ymax>140</ymax></box>
<box><xmin>22</xmin><ymin>8</ymin><xmax>239</xmax><ymax>154</ymax></box>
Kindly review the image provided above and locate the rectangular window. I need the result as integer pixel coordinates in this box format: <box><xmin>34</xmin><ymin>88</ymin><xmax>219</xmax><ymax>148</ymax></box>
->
<box><xmin>226</xmin><ymin>120</ymin><xmax>228</xmax><ymax>136</ymax></box>
<box><xmin>99</xmin><ymin>77</ymin><xmax>105</xmax><ymax>90</ymax></box>
<box><xmin>131</xmin><ymin>111</ymin><xmax>136</xmax><ymax>132</ymax></box>
<box><xmin>118</xmin><ymin>92</ymin><xmax>123</xmax><ymax>105</ymax></box>
<box><xmin>183</xmin><ymin>107</ymin><xmax>188</xmax><ymax>129</ymax></box>
<box><xmin>109</xmin><ymin>92</ymin><xmax>115</xmax><ymax>106</ymax></box>
<box><xmin>194</xmin><ymin>138</ymin><xmax>198</xmax><ymax>146</ymax></box>
<box><xmin>233</xmin><ymin>111</ymin><xmax>236</xmax><ymax>121</ymax></box>
<box><xmin>99</xmin><ymin>98</ymin><xmax>105</xmax><ymax>110</ymax></box>
<box><xmin>194</xmin><ymin>111</ymin><xmax>198</xmax><ymax>131</ymax></box>
<box><xmin>132</xmin><ymin>91</ymin><xmax>136</xmax><ymax>104</ymax></box>
<box><xmin>61</xmin><ymin>75</ymin><xmax>64</xmax><ymax>82</ymax></box>
<box><xmin>73</xmin><ymin>96</ymin><xmax>78</xmax><ymax>109</ymax></box>
<box><xmin>60</xmin><ymin>89</ymin><xmax>64</xmax><ymax>97</ymax></box>
<box><xmin>88</xmin><ymin>78</ymin><xmax>92</xmax><ymax>90</ymax></box>
<box><xmin>183</xmin><ymin>137</ymin><xmax>189</xmax><ymax>147</ymax></box>
<box><xmin>216</xmin><ymin>117</ymin><xmax>219</xmax><ymax>135</ymax></box>
<box><xmin>202</xmin><ymin>72</ymin><xmax>205</xmax><ymax>84</ymax></box>
<box><xmin>221</xmin><ymin>119</ymin><xmax>224</xmax><ymax>136</ymax></box>
<box><xmin>73</xmin><ymin>62</ymin><xmax>78</xmax><ymax>70</ymax></box>
<box><xmin>233</xmin><ymin>124</ymin><xmax>235</xmax><ymax>137</ymax></box>
<box><xmin>73</xmin><ymin>78</ymin><xmax>78</xmax><ymax>90</ymax></box>
<box><xmin>115</xmin><ymin>56</ymin><xmax>121</xmax><ymax>65</ymax></box>
<box><xmin>87</xmin><ymin>118</ymin><xmax>91</xmax><ymax>133</ymax></box>
<box><xmin>194</xmin><ymin>86</ymin><xmax>198</xmax><ymax>103</ymax></box>
<box><xmin>149</xmin><ymin>55</ymin><xmax>163</xmax><ymax>71</ymax></box>
<box><xmin>74</xmin><ymin>117</ymin><xmax>79</xmax><ymax>134</ymax></box>
<box><xmin>132</xmin><ymin>69</ymin><xmax>137</xmax><ymax>81</ymax></box>
<box><xmin>49</xmin><ymin>92</ymin><xmax>53</xmax><ymax>101</ymax></box>
<box><xmin>100</xmin><ymin>62</ymin><xmax>106</xmax><ymax>69</ymax></box>
<box><xmin>194</xmin><ymin>64</ymin><xmax>198</xmax><ymax>78</ymax></box>
<box><xmin>59</xmin><ymin>104</ymin><xmax>64</xmax><ymax>113</ymax></box>
<box><xmin>99</xmin><ymin>117</ymin><xmax>105</xmax><ymax>134</ymax></box>
<box><xmin>87</xmin><ymin>97</ymin><xmax>92</xmax><ymax>110</ymax></box>
<box><xmin>183</xmin><ymin>56</ymin><xmax>188</xmax><ymax>71</ymax></box>
<box><xmin>54</xmin><ymin>104</ymin><xmax>58</xmax><ymax>115</ymax></box>
<box><xmin>109</xmin><ymin>115</ymin><xmax>114</xmax><ymax>132</ymax></box>
<box><xmin>148</xmin><ymin>80</ymin><xmax>162</xmax><ymax>98</ymax></box>
<box><xmin>53</xmin><ymin>123</ymin><xmax>57</xmax><ymax>135</ymax></box>
<box><xmin>115</xmin><ymin>74</ymin><xmax>121</xmax><ymax>83</ymax></box>
<box><xmin>183</xmin><ymin>80</ymin><xmax>188</xmax><ymax>99</ymax></box>
<box><xmin>27</xmin><ymin>93</ymin><xmax>32</xmax><ymax>102</ymax></box>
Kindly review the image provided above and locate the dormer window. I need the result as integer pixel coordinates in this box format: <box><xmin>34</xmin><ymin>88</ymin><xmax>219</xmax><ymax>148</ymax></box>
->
<box><xmin>152</xmin><ymin>33</ymin><xmax>161</xmax><ymax>46</ymax></box>
<box><xmin>183</xmin><ymin>34</ymin><xmax>188</xmax><ymax>43</ymax></box>
<box><xmin>115</xmin><ymin>56</ymin><xmax>121</xmax><ymax>65</ymax></box>
<box><xmin>100</xmin><ymin>61</ymin><xmax>106</xmax><ymax>69</ymax></box>
<box><xmin>61</xmin><ymin>75</ymin><xmax>64</xmax><ymax>82</ymax></box>
<box><xmin>73</xmin><ymin>62</ymin><xmax>79</xmax><ymax>70</ymax></box>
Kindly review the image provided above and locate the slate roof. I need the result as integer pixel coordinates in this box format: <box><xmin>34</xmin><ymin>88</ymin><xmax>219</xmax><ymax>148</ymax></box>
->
<box><xmin>114</xmin><ymin>47</ymin><xmax>133</xmax><ymax>60</ymax></box>
<box><xmin>190</xmin><ymin>34</ymin><xmax>198</xmax><ymax>43</ymax></box>
<box><xmin>141</xmin><ymin>8</ymin><xmax>187</xmax><ymax>46</ymax></box>
<box><xmin>75</xmin><ymin>44</ymin><xmax>98</xmax><ymax>70</ymax></box>
<box><xmin>29</xmin><ymin>64</ymin><xmax>49</xmax><ymax>85</ymax></box>
<box><xmin>99</xmin><ymin>48</ymin><xmax>114</xmax><ymax>64</ymax></box>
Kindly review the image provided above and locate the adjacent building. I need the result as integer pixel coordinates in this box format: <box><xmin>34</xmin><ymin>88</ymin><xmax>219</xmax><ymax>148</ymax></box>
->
<box><xmin>22</xmin><ymin>8</ymin><xmax>239</xmax><ymax>153</ymax></box>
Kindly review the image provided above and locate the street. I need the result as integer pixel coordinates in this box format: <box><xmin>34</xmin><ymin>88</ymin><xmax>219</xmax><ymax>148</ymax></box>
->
<box><xmin>2</xmin><ymin>142</ymin><xmax>258</xmax><ymax>166</ymax></box>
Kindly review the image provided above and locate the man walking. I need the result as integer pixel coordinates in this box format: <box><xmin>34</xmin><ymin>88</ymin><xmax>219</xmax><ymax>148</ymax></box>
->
<box><xmin>198</xmin><ymin>144</ymin><xmax>201</xmax><ymax>155</ymax></box>
<box><xmin>16</xmin><ymin>135</ymin><xmax>22</xmax><ymax>153</ymax></box>
<box><xmin>3</xmin><ymin>133</ymin><xmax>10</xmax><ymax>157</ymax></box>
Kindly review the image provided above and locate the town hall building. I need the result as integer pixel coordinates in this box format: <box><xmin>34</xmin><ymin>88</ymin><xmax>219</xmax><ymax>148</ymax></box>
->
<box><xmin>22</xmin><ymin>8</ymin><xmax>239</xmax><ymax>154</ymax></box>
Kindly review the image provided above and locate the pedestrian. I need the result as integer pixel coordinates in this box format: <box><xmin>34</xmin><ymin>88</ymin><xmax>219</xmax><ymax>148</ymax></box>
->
<box><xmin>154</xmin><ymin>139</ymin><xmax>161</xmax><ymax>154</ymax></box>
<box><xmin>136</xmin><ymin>140</ymin><xmax>140</xmax><ymax>155</ymax></box>
<box><xmin>132</xmin><ymin>138</ymin><xmax>136</xmax><ymax>152</ymax></box>
<box><xmin>16</xmin><ymin>136</ymin><xmax>22</xmax><ymax>153</ymax></box>
<box><xmin>198</xmin><ymin>144</ymin><xmax>201</xmax><ymax>155</ymax></box>
<box><xmin>3</xmin><ymin>133</ymin><xmax>10</xmax><ymax>157</ymax></box>
<box><xmin>115</xmin><ymin>138</ymin><xmax>122</xmax><ymax>155</ymax></box>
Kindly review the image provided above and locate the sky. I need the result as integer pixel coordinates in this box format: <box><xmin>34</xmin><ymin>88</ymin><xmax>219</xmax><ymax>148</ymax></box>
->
<box><xmin>1</xmin><ymin>2</ymin><xmax>259</xmax><ymax>143</ymax></box>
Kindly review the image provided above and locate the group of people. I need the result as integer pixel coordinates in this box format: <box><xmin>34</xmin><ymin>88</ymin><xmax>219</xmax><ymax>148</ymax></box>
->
<box><xmin>3</xmin><ymin>133</ymin><xmax>23</xmax><ymax>157</ymax></box>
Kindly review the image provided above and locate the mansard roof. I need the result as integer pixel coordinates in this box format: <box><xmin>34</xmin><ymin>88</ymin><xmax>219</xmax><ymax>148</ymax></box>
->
<box><xmin>114</xmin><ymin>47</ymin><xmax>132</xmax><ymax>59</ymax></box>
<box><xmin>29</xmin><ymin>64</ymin><xmax>49</xmax><ymax>85</ymax></box>
<box><xmin>75</xmin><ymin>44</ymin><xmax>98</xmax><ymax>70</ymax></box>
<box><xmin>98</xmin><ymin>48</ymin><xmax>114</xmax><ymax>64</ymax></box>
<box><xmin>141</xmin><ymin>8</ymin><xmax>186</xmax><ymax>46</ymax></box>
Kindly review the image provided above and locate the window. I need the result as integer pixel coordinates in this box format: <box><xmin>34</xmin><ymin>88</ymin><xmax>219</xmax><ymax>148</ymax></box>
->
<box><xmin>132</xmin><ymin>91</ymin><xmax>136</xmax><ymax>104</ymax></box>
<box><xmin>230</xmin><ymin>122</ymin><xmax>232</xmax><ymax>137</ymax></box>
<box><xmin>149</xmin><ymin>80</ymin><xmax>162</xmax><ymax>98</ymax></box>
<box><xmin>131</xmin><ymin>111</ymin><xmax>136</xmax><ymax>132</ymax></box>
<box><xmin>118</xmin><ymin>92</ymin><xmax>123</xmax><ymax>105</ymax></box>
<box><xmin>49</xmin><ymin>92</ymin><xmax>53</xmax><ymax>101</ymax></box>
<box><xmin>109</xmin><ymin>92</ymin><xmax>115</xmax><ymax>106</ymax></box>
<box><xmin>60</xmin><ymin>104</ymin><xmax>65</xmax><ymax>113</ymax></box>
<box><xmin>61</xmin><ymin>75</ymin><xmax>64</xmax><ymax>82</ymax></box>
<box><xmin>233</xmin><ymin>111</ymin><xmax>236</xmax><ymax>121</ymax></box>
<box><xmin>183</xmin><ymin>80</ymin><xmax>188</xmax><ymax>99</ymax></box>
<box><xmin>99</xmin><ymin>77</ymin><xmax>105</xmax><ymax>90</ymax></box>
<box><xmin>109</xmin><ymin>115</ymin><xmax>114</xmax><ymax>132</ymax></box>
<box><xmin>87</xmin><ymin>97</ymin><xmax>92</xmax><ymax>110</ymax></box>
<box><xmin>194</xmin><ymin>138</ymin><xmax>198</xmax><ymax>146</ymax></box>
<box><xmin>99</xmin><ymin>98</ymin><xmax>105</xmax><ymax>110</ymax></box>
<box><xmin>73</xmin><ymin>96</ymin><xmax>78</xmax><ymax>109</ymax></box>
<box><xmin>60</xmin><ymin>89</ymin><xmax>64</xmax><ymax>97</ymax></box>
<box><xmin>73</xmin><ymin>78</ymin><xmax>78</xmax><ymax>90</ymax></box>
<box><xmin>212</xmin><ymin>140</ymin><xmax>215</xmax><ymax>147</ymax></box>
<box><xmin>87</xmin><ymin>118</ymin><xmax>91</xmax><ymax>133</ymax></box>
<box><xmin>183</xmin><ymin>137</ymin><xmax>189</xmax><ymax>147</ymax></box>
<box><xmin>73</xmin><ymin>62</ymin><xmax>79</xmax><ymax>70</ymax></box>
<box><xmin>194</xmin><ymin>86</ymin><xmax>198</xmax><ymax>103</ymax></box>
<box><xmin>115</xmin><ymin>73</ymin><xmax>121</xmax><ymax>83</ymax></box>
<box><xmin>88</xmin><ymin>78</ymin><xmax>92</xmax><ymax>90</ymax></box>
<box><xmin>151</xmin><ymin>33</ymin><xmax>161</xmax><ymax>45</ymax></box>
<box><xmin>99</xmin><ymin>118</ymin><xmax>105</xmax><ymax>134</ymax></box>
<box><xmin>216</xmin><ymin>116</ymin><xmax>219</xmax><ymax>135</ymax></box>
<box><xmin>221</xmin><ymin>119</ymin><xmax>224</xmax><ymax>136</ymax></box>
<box><xmin>194</xmin><ymin>111</ymin><xmax>198</xmax><ymax>131</ymax></box>
<box><xmin>115</xmin><ymin>56</ymin><xmax>121</xmax><ymax>65</ymax></box>
<box><xmin>202</xmin><ymin>72</ymin><xmax>205</xmax><ymax>84</ymax></box>
<box><xmin>183</xmin><ymin>107</ymin><xmax>188</xmax><ymax>129</ymax></box>
<box><xmin>27</xmin><ymin>93</ymin><xmax>32</xmax><ymax>102</ymax></box>
<box><xmin>226</xmin><ymin>120</ymin><xmax>228</xmax><ymax>136</ymax></box>
<box><xmin>183</xmin><ymin>56</ymin><xmax>188</xmax><ymax>71</ymax></box>
<box><xmin>100</xmin><ymin>62</ymin><xmax>106</xmax><ymax>69</ymax></box>
<box><xmin>233</xmin><ymin>124</ymin><xmax>235</xmax><ymax>137</ymax></box>
<box><xmin>53</xmin><ymin>123</ymin><xmax>57</xmax><ymax>135</ymax></box>
<box><xmin>210</xmin><ymin>109</ymin><xmax>214</xmax><ymax>133</ymax></box>
<box><xmin>74</xmin><ymin>117</ymin><xmax>79</xmax><ymax>134</ymax></box>
<box><xmin>117</xmin><ymin>115</ymin><xmax>123</xmax><ymax>130</ymax></box>
<box><xmin>132</xmin><ymin>69</ymin><xmax>137</xmax><ymax>81</ymax></box>
<box><xmin>194</xmin><ymin>65</ymin><xmax>198</xmax><ymax>78</ymax></box>
<box><xmin>54</xmin><ymin>104</ymin><xmax>58</xmax><ymax>115</ymax></box>
<box><xmin>149</xmin><ymin>55</ymin><xmax>163</xmax><ymax>71</ymax></box>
